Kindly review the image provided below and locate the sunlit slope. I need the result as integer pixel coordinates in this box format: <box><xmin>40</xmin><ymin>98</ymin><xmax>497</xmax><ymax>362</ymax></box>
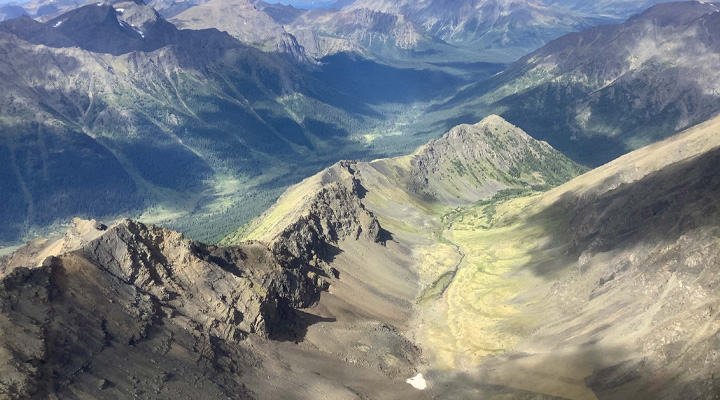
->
<box><xmin>218</xmin><ymin>114</ymin><xmax>585</xmax><ymax>400</ymax></box>
<box><xmin>227</xmin><ymin>115</ymin><xmax>584</xmax><ymax>245</ymax></box>
<box><xmin>425</xmin><ymin>114</ymin><xmax>720</xmax><ymax>399</ymax></box>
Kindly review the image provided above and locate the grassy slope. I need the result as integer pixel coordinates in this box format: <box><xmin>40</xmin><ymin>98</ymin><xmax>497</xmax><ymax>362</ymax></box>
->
<box><xmin>419</xmin><ymin>114</ymin><xmax>720</xmax><ymax>398</ymax></box>
<box><xmin>225</xmin><ymin>116</ymin><xmax>583</xmax><ymax>245</ymax></box>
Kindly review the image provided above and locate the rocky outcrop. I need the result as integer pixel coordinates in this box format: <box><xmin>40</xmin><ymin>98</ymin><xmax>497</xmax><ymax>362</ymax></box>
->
<box><xmin>0</xmin><ymin>218</ymin><xmax>327</xmax><ymax>399</ymax></box>
<box><xmin>274</xmin><ymin>32</ymin><xmax>314</xmax><ymax>64</ymax></box>
<box><xmin>78</xmin><ymin>219</ymin><xmax>296</xmax><ymax>339</ymax></box>
<box><xmin>269</xmin><ymin>163</ymin><xmax>383</xmax><ymax>270</ymax></box>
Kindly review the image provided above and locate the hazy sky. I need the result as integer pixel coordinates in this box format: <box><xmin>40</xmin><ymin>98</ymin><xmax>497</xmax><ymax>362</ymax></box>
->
<box><xmin>0</xmin><ymin>0</ymin><xmax>338</xmax><ymax>7</ymax></box>
<box><xmin>271</xmin><ymin>0</ymin><xmax>337</xmax><ymax>8</ymax></box>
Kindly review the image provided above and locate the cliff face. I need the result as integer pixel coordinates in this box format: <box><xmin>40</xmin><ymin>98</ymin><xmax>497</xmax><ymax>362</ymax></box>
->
<box><xmin>238</xmin><ymin>161</ymin><xmax>384</xmax><ymax>274</ymax></box>
<box><xmin>270</xmin><ymin>174</ymin><xmax>383</xmax><ymax>268</ymax></box>
<box><xmin>0</xmin><ymin>218</ymin><xmax>326</xmax><ymax>399</ymax></box>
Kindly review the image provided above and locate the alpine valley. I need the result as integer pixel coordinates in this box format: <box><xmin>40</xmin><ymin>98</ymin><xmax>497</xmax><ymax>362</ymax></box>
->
<box><xmin>1</xmin><ymin>1</ymin><xmax>720</xmax><ymax>400</ymax></box>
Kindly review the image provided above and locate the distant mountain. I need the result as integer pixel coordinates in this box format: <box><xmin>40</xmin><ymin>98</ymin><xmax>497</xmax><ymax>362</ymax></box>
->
<box><xmin>276</xmin><ymin>0</ymin><xmax>335</xmax><ymax>8</ymax></box>
<box><xmin>274</xmin><ymin>5</ymin><xmax>435</xmax><ymax>59</ymax></box>
<box><xmin>6</xmin><ymin>0</ymin><xmax>86</xmax><ymax>20</ymax></box>
<box><xmin>0</xmin><ymin>0</ymin><xmax>476</xmax><ymax>245</ymax></box>
<box><xmin>0</xmin><ymin>3</ymin><xmax>27</xmax><ymax>20</ymax></box>
<box><xmin>170</xmin><ymin>0</ymin><xmax>313</xmax><ymax>61</ymax></box>
<box><xmin>171</xmin><ymin>0</ymin><xmax>283</xmax><ymax>47</ymax></box>
<box><xmin>326</xmin><ymin>0</ymin><xmax>604</xmax><ymax>61</ymax></box>
<box><xmin>441</xmin><ymin>1</ymin><xmax>720</xmax><ymax>165</ymax></box>
<box><xmin>544</xmin><ymin>0</ymin><xmax>678</xmax><ymax>19</ymax></box>
<box><xmin>144</xmin><ymin>0</ymin><xmax>196</xmax><ymax>18</ymax></box>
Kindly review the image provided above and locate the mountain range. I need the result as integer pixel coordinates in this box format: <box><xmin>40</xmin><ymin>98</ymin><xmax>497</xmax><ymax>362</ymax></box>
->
<box><xmin>250</xmin><ymin>0</ymin><xmax>687</xmax><ymax>62</ymax></box>
<box><xmin>435</xmin><ymin>0</ymin><xmax>720</xmax><ymax>165</ymax></box>
<box><xmin>0</xmin><ymin>0</ymin><xmax>715</xmax><ymax>250</ymax></box>
<box><xmin>0</xmin><ymin>0</ymin><xmax>481</xmax><ymax>246</ymax></box>
<box><xmin>0</xmin><ymin>0</ymin><xmax>685</xmax><ymax>64</ymax></box>
<box><xmin>257</xmin><ymin>0</ymin><xmax>604</xmax><ymax>62</ymax></box>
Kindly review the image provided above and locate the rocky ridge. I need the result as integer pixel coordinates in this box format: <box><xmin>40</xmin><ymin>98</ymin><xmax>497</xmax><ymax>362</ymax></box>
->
<box><xmin>231</xmin><ymin>115</ymin><xmax>583</xmax><ymax>245</ymax></box>
<box><xmin>238</xmin><ymin>161</ymin><xmax>384</xmax><ymax>265</ymax></box>
<box><xmin>0</xmin><ymin>217</ymin><xmax>330</xmax><ymax>398</ymax></box>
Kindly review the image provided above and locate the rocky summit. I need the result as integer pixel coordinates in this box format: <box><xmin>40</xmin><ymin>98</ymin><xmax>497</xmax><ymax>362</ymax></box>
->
<box><xmin>0</xmin><ymin>218</ymin><xmax>329</xmax><ymax>398</ymax></box>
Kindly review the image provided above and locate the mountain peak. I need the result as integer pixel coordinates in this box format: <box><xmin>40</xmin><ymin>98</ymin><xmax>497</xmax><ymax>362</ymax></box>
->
<box><xmin>475</xmin><ymin>114</ymin><xmax>516</xmax><ymax>128</ymax></box>
<box><xmin>44</xmin><ymin>2</ymin><xmax>148</xmax><ymax>53</ymax></box>
<box><xmin>171</xmin><ymin>0</ymin><xmax>286</xmax><ymax>46</ymax></box>
<box><xmin>452</xmin><ymin>114</ymin><xmax>532</xmax><ymax>140</ymax></box>
<box><xmin>407</xmin><ymin>117</ymin><xmax>583</xmax><ymax>204</ymax></box>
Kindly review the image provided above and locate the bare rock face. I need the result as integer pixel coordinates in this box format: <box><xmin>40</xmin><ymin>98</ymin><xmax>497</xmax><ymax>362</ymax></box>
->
<box><xmin>274</xmin><ymin>32</ymin><xmax>313</xmax><ymax>64</ymax></box>
<box><xmin>270</xmin><ymin>164</ymin><xmax>383</xmax><ymax>270</ymax></box>
<box><xmin>0</xmin><ymin>219</ymin><xmax>325</xmax><ymax>399</ymax></box>
<box><xmin>79</xmin><ymin>219</ymin><xmax>292</xmax><ymax>339</ymax></box>
<box><xmin>0</xmin><ymin>258</ymin><xmax>54</xmax><ymax>398</ymax></box>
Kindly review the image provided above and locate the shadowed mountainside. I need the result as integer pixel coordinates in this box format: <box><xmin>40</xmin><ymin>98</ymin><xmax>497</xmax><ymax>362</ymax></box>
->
<box><xmin>0</xmin><ymin>0</ymin><xmax>482</xmax><ymax>246</ymax></box>
<box><xmin>437</xmin><ymin>1</ymin><xmax>720</xmax><ymax>166</ymax></box>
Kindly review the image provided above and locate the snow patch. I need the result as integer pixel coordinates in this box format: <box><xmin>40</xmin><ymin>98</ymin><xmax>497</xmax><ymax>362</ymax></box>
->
<box><xmin>130</xmin><ymin>24</ymin><xmax>145</xmax><ymax>38</ymax></box>
<box><xmin>406</xmin><ymin>373</ymin><xmax>427</xmax><ymax>390</ymax></box>
<box><xmin>116</xmin><ymin>8</ymin><xmax>124</xmax><ymax>13</ymax></box>
<box><xmin>96</xmin><ymin>2</ymin><xmax>103</xmax><ymax>6</ymax></box>
<box><xmin>53</xmin><ymin>19</ymin><xmax>64</xmax><ymax>28</ymax></box>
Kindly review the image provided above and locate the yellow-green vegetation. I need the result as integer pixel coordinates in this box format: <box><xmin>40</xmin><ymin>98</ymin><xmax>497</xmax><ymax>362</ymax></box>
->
<box><xmin>420</xmin><ymin>115</ymin><xmax>720</xmax><ymax>369</ymax></box>
<box><xmin>415</xmin><ymin>242</ymin><xmax>462</xmax><ymax>304</ymax></box>
<box><xmin>421</xmin><ymin>190</ymin><xmax>572</xmax><ymax>369</ymax></box>
<box><xmin>218</xmin><ymin>114</ymin><xmax>598</xmax><ymax>370</ymax></box>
